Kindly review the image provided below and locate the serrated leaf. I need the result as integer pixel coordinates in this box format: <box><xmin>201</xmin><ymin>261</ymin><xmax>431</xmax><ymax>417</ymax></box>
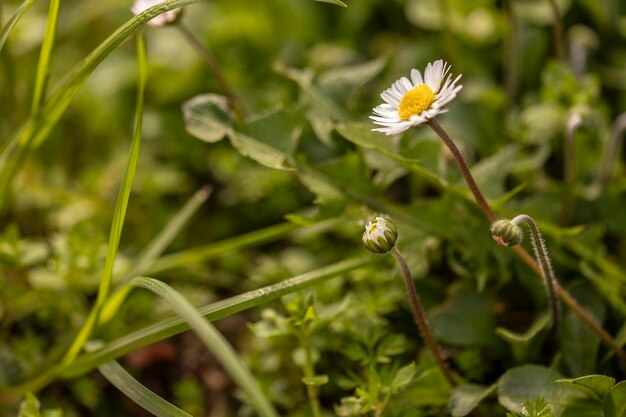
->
<box><xmin>604</xmin><ymin>381</ymin><xmax>626</xmax><ymax>417</ymax></box>
<box><xmin>449</xmin><ymin>384</ymin><xmax>496</xmax><ymax>417</ymax></box>
<box><xmin>557</xmin><ymin>375</ymin><xmax>616</xmax><ymax>400</ymax></box>
<box><xmin>182</xmin><ymin>94</ymin><xmax>233</xmax><ymax>143</ymax></box>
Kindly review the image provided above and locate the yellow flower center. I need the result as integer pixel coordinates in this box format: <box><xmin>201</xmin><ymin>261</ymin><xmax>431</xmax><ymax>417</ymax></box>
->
<box><xmin>398</xmin><ymin>84</ymin><xmax>436</xmax><ymax>121</ymax></box>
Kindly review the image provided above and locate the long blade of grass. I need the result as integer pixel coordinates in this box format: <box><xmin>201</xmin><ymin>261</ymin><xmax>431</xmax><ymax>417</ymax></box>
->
<box><xmin>148</xmin><ymin>221</ymin><xmax>298</xmax><ymax>274</ymax></box>
<box><xmin>58</xmin><ymin>257</ymin><xmax>373</xmax><ymax>379</ymax></box>
<box><xmin>61</xmin><ymin>31</ymin><xmax>148</xmax><ymax>366</ymax></box>
<box><xmin>0</xmin><ymin>0</ymin><xmax>34</xmax><ymax>53</ymax></box>
<box><xmin>31</xmin><ymin>0</ymin><xmax>60</xmax><ymax>113</ymax></box>
<box><xmin>130</xmin><ymin>276</ymin><xmax>279</xmax><ymax>417</ymax></box>
<box><xmin>99</xmin><ymin>360</ymin><xmax>192</xmax><ymax>417</ymax></box>
<box><xmin>100</xmin><ymin>185</ymin><xmax>213</xmax><ymax>324</ymax></box>
<box><xmin>0</xmin><ymin>0</ymin><xmax>208</xmax><ymax>208</ymax></box>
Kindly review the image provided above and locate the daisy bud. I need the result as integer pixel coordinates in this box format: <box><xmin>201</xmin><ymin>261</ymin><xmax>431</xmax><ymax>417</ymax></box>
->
<box><xmin>132</xmin><ymin>0</ymin><xmax>183</xmax><ymax>28</ymax></box>
<box><xmin>362</xmin><ymin>217</ymin><xmax>398</xmax><ymax>254</ymax></box>
<box><xmin>490</xmin><ymin>219</ymin><xmax>524</xmax><ymax>247</ymax></box>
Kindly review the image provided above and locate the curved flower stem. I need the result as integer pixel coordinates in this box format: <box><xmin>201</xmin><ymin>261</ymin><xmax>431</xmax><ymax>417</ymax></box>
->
<box><xmin>425</xmin><ymin>117</ymin><xmax>626</xmax><ymax>363</ymax></box>
<box><xmin>547</xmin><ymin>0</ymin><xmax>566</xmax><ymax>60</ymax></box>
<box><xmin>427</xmin><ymin>118</ymin><xmax>497</xmax><ymax>223</ymax></box>
<box><xmin>511</xmin><ymin>215</ymin><xmax>561</xmax><ymax>336</ymax></box>
<box><xmin>390</xmin><ymin>247</ymin><xmax>457</xmax><ymax>387</ymax></box>
<box><xmin>175</xmin><ymin>22</ymin><xmax>245</xmax><ymax>121</ymax></box>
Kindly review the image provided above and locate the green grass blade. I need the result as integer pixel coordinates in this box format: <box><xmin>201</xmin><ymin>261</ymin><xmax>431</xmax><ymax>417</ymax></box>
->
<box><xmin>130</xmin><ymin>276</ymin><xmax>279</xmax><ymax>417</ymax></box>
<box><xmin>100</xmin><ymin>185</ymin><xmax>212</xmax><ymax>323</ymax></box>
<box><xmin>61</xmin><ymin>31</ymin><xmax>148</xmax><ymax>366</ymax></box>
<box><xmin>31</xmin><ymin>0</ymin><xmax>60</xmax><ymax>113</ymax></box>
<box><xmin>148</xmin><ymin>221</ymin><xmax>298</xmax><ymax>274</ymax></box>
<box><xmin>98</xmin><ymin>361</ymin><xmax>192</xmax><ymax>417</ymax></box>
<box><xmin>0</xmin><ymin>0</ymin><xmax>34</xmax><ymax>53</ymax></box>
<box><xmin>313</xmin><ymin>0</ymin><xmax>347</xmax><ymax>7</ymax></box>
<box><xmin>0</xmin><ymin>0</ymin><xmax>207</xmax><ymax>208</ymax></box>
<box><xmin>59</xmin><ymin>257</ymin><xmax>373</xmax><ymax>379</ymax></box>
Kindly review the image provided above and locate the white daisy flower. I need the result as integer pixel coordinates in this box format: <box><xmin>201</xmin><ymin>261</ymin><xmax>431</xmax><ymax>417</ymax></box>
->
<box><xmin>370</xmin><ymin>60</ymin><xmax>463</xmax><ymax>135</ymax></box>
<box><xmin>362</xmin><ymin>216</ymin><xmax>398</xmax><ymax>254</ymax></box>
<box><xmin>132</xmin><ymin>0</ymin><xmax>182</xmax><ymax>27</ymax></box>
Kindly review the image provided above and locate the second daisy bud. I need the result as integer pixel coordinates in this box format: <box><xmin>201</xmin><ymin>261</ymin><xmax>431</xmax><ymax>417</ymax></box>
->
<box><xmin>362</xmin><ymin>217</ymin><xmax>398</xmax><ymax>254</ymax></box>
<box><xmin>490</xmin><ymin>219</ymin><xmax>524</xmax><ymax>247</ymax></box>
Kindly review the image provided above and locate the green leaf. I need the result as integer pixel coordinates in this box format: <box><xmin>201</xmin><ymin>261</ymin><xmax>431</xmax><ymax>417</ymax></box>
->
<box><xmin>18</xmin><ymin>392</ymin><xmax>41</xmax><ymax>417</ymax></box>
<box><xmin>0</xmin><ymin>0</ymin><xmax>34</xmax><ymax>53</ymax></box>
<box><xmin>313</xmin><ymin>0</ymin><xmax>347</xmax><ymax>7</ymax></box>
<box><xmin>390</xmin><ymin>363</ymin><xmax>416</xmax><ymax>391</ymax></box>
<box><xmin>604</xmin><ymin>381</ymin><xmax>626</xmax><ymax>417</ymax></box>
<box><xmin>60</xmin><ymin>31</ymin><xmax>149</xmax><ymax>366</ymax></box>
<box><xmin>182</xmin><ymin>94</ymin><xmax>233</xmax><ymax>143</ymax></box>
<box><xmin>496</xmin><ymin>314</ymin><xmax>550</xmax><ymax>362</ymax></box>
<box><xmin>302</xmin><ymin>375</ymin><xmax>329</xmax><ymax>386</ymax></box>
<box><xmin>98</xmin><ymin>361</ymin><xmax>192</xmax><ymax>417</ymax></box>
<box><xmin>129</xmin><ymin>277</ymin><xmax>279</xmax><ymax>417</ymax></box>
<box><xmin>429</xmin><ymin>286</ymin><xmax>498</xmax><ymax>346</ymax></box>
<box><xmin>449</xmin><ymin>384</ymin><xmax>496</xmax><ymax>417</ymax></box>
<box><xmin>31</xmin><ymin>0</ymin><xmax>60</xmax><ymax>113</ymax></box>
<box><xmin>227</xmin><ymin>107</ymin><xmax>302</xmax><ymax>170</ymax></box>
<box><xmin>497</xmin><ymin>365</ymin><xmax>592</xmax><ymax>416</ymax></box>
<box><xmin>556</xmin><ymin>375</ymin><xmax>616</xmax><ymax>400</ymax></box>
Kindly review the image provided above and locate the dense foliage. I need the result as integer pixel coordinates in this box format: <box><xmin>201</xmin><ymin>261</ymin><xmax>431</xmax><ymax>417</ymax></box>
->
<box><xmin>1</xmin><ymin>0</ymin><xmax>626</xmax><ymax>416</ymax></box>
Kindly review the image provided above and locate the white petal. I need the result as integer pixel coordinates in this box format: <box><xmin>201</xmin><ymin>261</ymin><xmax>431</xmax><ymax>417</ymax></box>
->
<box><xmin>410</xmin><ymin>68</ymin><xmax>424</xmax><ymax>86</ymax></box>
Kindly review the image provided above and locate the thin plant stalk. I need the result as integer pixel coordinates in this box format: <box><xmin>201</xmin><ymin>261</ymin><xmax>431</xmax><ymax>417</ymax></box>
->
<box><xmin>598</xmin><ymin>111</ymin><xmax>626</xmax><ymax>191</ymax></box>
<box><xmin>175</xmin><ymin>21</ymin><xmax>244</xmax><ymax>120</ymax></box>
<box><xmin>298</xmin><ymin>332</ymin><xmax>322</xmax><ymax>417</ymax></box>
<box><xmin>31</xmin><ymin>0</ymin><xmax>60</xmax><ymax>113</ymax></box>
<box><xmin>426</xmin><ymin>117</ymin><xmax>626</xmax><ymax>363</ymax></box>
<box><xmin>503</xmin><ymin>0</ymin><xmax>518</xmax><ymax>105</ymax></box>
<box><xmin>560</xmin><ymin>113</ymin><xmax>583</xmax><ymax>224</ymax></box>
<box><xmin>547</xmin><ymin>0</ymin><xmax>566</xmax><ymax>60</ymax></box>
<box><xmin>390</xmin><ymin>247</ymin><xmax>457</xmax><ymax>387</ymax></box>
<box><xmin>511</xmin><ymin>215</ymin><xmax>561</xmax><ymax>335</ymax></box>
<box><xmin>427</xmin><ymin>118</ymin><xmax>497</xmax><ymax>223</ymax></box>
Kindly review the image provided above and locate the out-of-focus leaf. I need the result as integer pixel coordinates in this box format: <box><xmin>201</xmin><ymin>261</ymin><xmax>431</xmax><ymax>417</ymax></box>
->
<box><xmin>557</xmin><ymin>375</ymin><xmax>615</xmax><ymax>400</ymax></box>
<box><xmin>0</xmin><ymin>0</ymin><xmax>35</xmax><ymax>53</ymax></box>
<box><xmin>390</xmin><ymin>362</ymin><xmax>416</xmax><ymax>391</ymax></box>
<box><xmin>561</xmin><ymin>285</ymin><xmax>606</xmax><ymax>376</ymax></box>
<box><xmin>604</xmin><ymin>381</ymin><xmax>626</xmax><ymax>417</ymax></box>
<box><xmin>449</xmin><ymin>384</ymin><xmax>496</xmax><ymax>417</ymax></box>
<box><xmin>182</xmin><ymin>94</ymin><xmax>233</xmax><ymax>143</ymax></box>
<box><xmin>228</xmin><ymin>107</ymin><xmax>302</xmax><ymax>170</ymax></box>
<box><xmin>429</xmin><ymin>286</ymin><xmax>498</xmax><ymax>347</ymax></box>
<box><xmin>496</xmin><ymin>314</ymin><xmax>550</xmax><ymax>362</ymax></box>
<box><xmin>18</xmin><ymin>392</ymin><xmax>41</xmax><ymax>417</ymax></box>
<box><xmin>302</xmin><ymin>375</ymin><xmax>329</xmax><ymax>386</ymax></box>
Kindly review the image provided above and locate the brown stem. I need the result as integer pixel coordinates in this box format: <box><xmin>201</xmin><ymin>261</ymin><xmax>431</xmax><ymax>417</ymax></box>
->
<box><xmin>427</xmin><ymin>118</ymin><xmax>497</xmax><ymax>222</ymax></box>
<box><xmin>427</xmin><ymin>118</ymin><xmax>626</xmax><ymax>363</ymax></box>
<box><xmin>391</xmin><ymin>247</ymin><xmax>457</xmax><ymax>387</ymax></box>
<box><xmin>547</xmin><ymin>0</ymin><xmax>566</xmax><ymax>60</ymax></box>
<box><xmin>175</xmin><ymin>22</ymin><xmax>245</xmax><ymax>120</ymax></box>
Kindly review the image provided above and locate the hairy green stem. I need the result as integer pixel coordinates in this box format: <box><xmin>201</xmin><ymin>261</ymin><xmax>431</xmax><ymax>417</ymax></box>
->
<box><xmin>390</xmin><ymin>247</ymin><xmax>457</xmax><ymax>387</ymax></box>
<box><xmin>511</xmin><ymin>215</ymin><xmax>561</xmax><ymax>336</ymax></box>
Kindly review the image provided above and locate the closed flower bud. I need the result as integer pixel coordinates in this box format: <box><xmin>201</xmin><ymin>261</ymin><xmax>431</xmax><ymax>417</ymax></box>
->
<box><xmin>490</xmin><ymin>219</ymin><xmax>524</xmax><ymax>247</ymax></box>
<box><xmin>362</xmin><ymin>217</ymin><xmax>398</xmax><ymax>254</ymax></box>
